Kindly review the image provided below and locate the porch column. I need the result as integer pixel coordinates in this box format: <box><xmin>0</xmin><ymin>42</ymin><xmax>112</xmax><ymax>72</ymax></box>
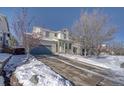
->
<box><xmin>64</xmin><ymin>42</ymin><xmax>65</xmax><ymax>53</ymax></box>
<box><xmin>58</xmin><ymin>41</ymin><xmax>59</xmax><ymax>53</ymax></box>
<box><xmin>67</xmin><ymin>42</ymin><xmax>70</xmax><ymax>54</ymax></box>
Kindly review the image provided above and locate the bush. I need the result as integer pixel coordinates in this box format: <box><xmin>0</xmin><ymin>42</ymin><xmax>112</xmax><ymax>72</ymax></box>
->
<box><xmin>2</xmin><ymin>47</ymin><xmax>26</xmax><ymax>55</ymax></box>
<box><xmin>12</xmin><ymin>48</ymin><xmax>26</xmax><ymax>55</ymax></box>
<box><xmin>2</xmin><ymin>48</ymin><xmax>13</xmax><ymax>54</ymax></box>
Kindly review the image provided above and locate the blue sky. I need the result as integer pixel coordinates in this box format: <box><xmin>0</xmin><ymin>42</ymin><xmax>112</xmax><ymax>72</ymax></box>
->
<box><xmin>0</xmin><ymin>7</ymin><xmax>124</xmax><ymax>41</ymax></box>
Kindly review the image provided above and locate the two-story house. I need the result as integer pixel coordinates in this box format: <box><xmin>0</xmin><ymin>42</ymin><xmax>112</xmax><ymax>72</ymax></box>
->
<box><xmin>32</xmin><ymin>27</ymin><xmax>72</xmax><ymax>54</ymax></box>
<box><xmin>31</xmin><ymin>26</ymin><xmax>83</xmax><ymax>55</ymax></box>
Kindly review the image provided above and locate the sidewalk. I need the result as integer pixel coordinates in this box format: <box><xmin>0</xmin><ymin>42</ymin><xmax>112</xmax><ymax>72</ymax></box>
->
<box><xmin>0</xmin><ymin>53</ymin><xmax>12</xmax><ymax>86</ymax></box>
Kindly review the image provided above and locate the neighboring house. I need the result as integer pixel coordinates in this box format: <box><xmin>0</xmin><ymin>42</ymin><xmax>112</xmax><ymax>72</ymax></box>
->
<box><xmin>0</xmin><ymin>14</ymin><xmax>11</xmax><ymax>51</ymax></box>
<box><xmin>96</xmin><ymin>44</ymin><xmax>114</xmax><ymax>55</ymax></box>
<box><xmin>9</xmin><ymin>35</ymin><xmax>18</xmax><ymax>48</ymax></box>
<box><xmin>31</xmin><ymin>26</ymin><xmax>82</xmax><ymax>55</ymax></box>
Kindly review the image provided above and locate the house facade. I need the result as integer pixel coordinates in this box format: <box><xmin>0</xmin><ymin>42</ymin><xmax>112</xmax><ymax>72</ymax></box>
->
<box><xmin>32</xmin><ymin>26</ymin><xmax>82</xmax><ymax>55</ymax></box>
<box><xmin>0</xmin><ymin>14</ymin><xmax>11</xmax><ymax>51</ymax></box>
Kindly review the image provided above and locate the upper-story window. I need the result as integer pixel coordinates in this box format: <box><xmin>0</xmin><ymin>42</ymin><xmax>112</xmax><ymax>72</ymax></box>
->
<box><xmin>0</xmin><ymin>37</ymin><xmax>2</xmax><ymax>41</ymax></box>
<box><xmin>63</xmin><ymin>29</ymin><xmax>66</xmax><ymax>32</ymax></box>
<box><xmin>54</xmin><ymin>33</ymin><xmax>58</xmax><ymax>37</ymax></box>
<box><xmin>45</xmin><ymin>31</ymin><xmax>50</xmax><ymax>38</ymax></box>
<box><xmin>63</xmin><ymin>33</ymin><xmax>66</xmax><ymax>39</ymax></box>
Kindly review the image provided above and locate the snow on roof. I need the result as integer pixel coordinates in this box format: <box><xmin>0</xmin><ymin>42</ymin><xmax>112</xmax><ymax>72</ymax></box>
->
<box><xmin>33</xmin><ymin>26</ymin><xmax>68</xmax><ymax>33</ymax></box>
<box><xmin>25</xmin><ymin>32</ymin><xmax>32</xmax><ymax>35</ymax></box>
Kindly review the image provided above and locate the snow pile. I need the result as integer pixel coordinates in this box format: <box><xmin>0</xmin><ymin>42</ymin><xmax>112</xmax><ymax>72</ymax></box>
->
<box><xmin>4</xmin><ymin>55</ymin><xmax>28</xmax><ymax>77</ymax></box>
<box><xmin>0</xmin><ymin>76</ymin><xmax>4</xmax><ymax>86</ymax></box>
<box><xmin>14</xmin><ymin>57</ymin><xmax>72</xmax><ymax>86</ymax></box>
<box><xmin>0</xmin><ymin>53</ymin><xmax>11</xmax><ymax>63</ymax></box>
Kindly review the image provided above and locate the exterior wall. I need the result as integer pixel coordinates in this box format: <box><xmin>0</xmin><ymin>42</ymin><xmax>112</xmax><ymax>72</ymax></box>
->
<box><xmin>33</xmin><ymin>27</ymin><xmax>70</xmax><ymax>41</ymax></box>
<box><xmin>0</xmin><ymin>15</ymin><xmax>11</xmax><ymax>50</ymax></box>
<box><xmin>40</xmin><ymin>40</ymin><xmax>57</xmax><ymax>53</ymax></box>
<box><xmin>57</xmin><ymin>29</ymin><xmax>69</xmax><ymax>40</ymax></box>
<box><xmin>58</xmin><ymin>40</ymin><xmax>72</xmax><ymax>54</ymax></box>
<box><xmin>42</xmin><ymin>31</ymin><xmax>58</xmax><ymax>41</ymax></box>
<box><xmin>9</xmin><ymin>35</ymin><xmax>17</xmax><ymax>48</ymax></box>
<box><xmin>32</xmin><ymin>26</ymin><xmax>81</xmax><ymax>55</ymax></box>
<box><xmin>33</xmin><ymin>27</ymin><xmax>59</xmax><ymax>41</ymax></box>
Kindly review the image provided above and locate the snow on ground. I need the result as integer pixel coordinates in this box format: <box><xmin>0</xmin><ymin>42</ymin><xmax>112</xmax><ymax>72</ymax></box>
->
<box><xmin>59</xmin><ymin>54</ymin><xmax>124</xmax><ymax>82</ymax></box>
<box><xmin>59</xmin><ymin>54</ymin><xmax>124</xmax><ymax>70</ymax></box>
<box><xmin>0</xmin><ymin>53</ymin><xmax>12</xmax><ymax>63</ymax></box>
<box><xmin>4</xmin><ymin>55</ymin><xmax>28</xmax><ymax>78</ymax></box>
<box><xmin>0</xmin><ymin>76</ymin><xmax>4</xmax><ymax>86</ymax></box>
<box><xmin>14</xmin><ymin>57</ymin><xmax>72</xmax><ymax>86</ymax></box>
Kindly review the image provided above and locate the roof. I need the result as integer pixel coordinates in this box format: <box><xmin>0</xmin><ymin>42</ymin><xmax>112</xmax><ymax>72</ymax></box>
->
<box><xmin>33</xmin><ymin>26</ymin><xmax>69</xmax><ymax>33</ymax></box>
<box><xmin>25</xmin><ymin>32</ymin><xmax>32</xmax><ymax>35</ymax></box>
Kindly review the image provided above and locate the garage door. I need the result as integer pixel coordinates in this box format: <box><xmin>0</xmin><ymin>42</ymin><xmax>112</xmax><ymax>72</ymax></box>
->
<box><xmin>30</xmin><ymin>45</ymin><xmax>53</xmax><ymax>55</ymax></box>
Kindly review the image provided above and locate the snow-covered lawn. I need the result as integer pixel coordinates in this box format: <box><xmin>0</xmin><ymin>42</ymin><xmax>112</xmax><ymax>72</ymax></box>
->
<box><xmin>59</xmin><ymin>54</ymin><xmax>124</xmax><ymax>82</ymax></box>
<box><xmin>3</xmin><ymin>54</ymin><xmax>72</xmax><ymax>86</ymax></box>
<box><xmin>14</xmin><ymin>57</ymin><xmax>72</xmax><ymax>86</ymax></box>
<box><xmin>59</xmin><ymin>54</ymin><xmax>124</xmax><ymax>70</ymax></box>
<box><xmin>0</xmin><ymin>53</ymin><xmax>12</xmax><ymax>63</ymax></box>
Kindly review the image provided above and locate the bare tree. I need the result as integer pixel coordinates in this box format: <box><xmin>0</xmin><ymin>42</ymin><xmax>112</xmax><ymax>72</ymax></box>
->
<box><xmin>11</xmin><ymin>8</ymin><xmax>41</xmax><ymax>59</ymax></box>
<box><xmin>110</xmin><ymin>41</ymin><xmax>124</xmax><ymax>55</ymax></box>
<box><xmin>72</xmin><ymin>9</ymin><xmax>117</xmax><ymax>56</ymax></box>
<box><xmin>25</xmin><ymin>33</ymin><xmax>41</xmax><ymax>53</ymax></box>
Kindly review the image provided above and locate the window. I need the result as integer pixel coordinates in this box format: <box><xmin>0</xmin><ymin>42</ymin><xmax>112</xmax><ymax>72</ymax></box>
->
<box><xmin>7</xmin><ymin>33</ymin><xmax>10</xmax><ymax>37</ymax></box>
<box><xmin>0</xmin><ymin>37</ymin><xmax>2</xmax><ymax>41</ymax></box>
<box><xmin>6</xmin><ymin>40</ymin><xmax>8</xmax><ymax>45</ymax></box>
<box><xmin>63</xmin><ymin>33</ymin><xmax>66</xmax><ymax>39</ymax></box>
<box><xmin>65</xmin><ymin>43</ymin><xmax>67</xmax><ymax>49</ymax></box>
<box><xmin>63</xmin><ymin>29</ymin><xmax>66</xmax><ymax>32</ymax></box>
<box><xmin>45</xmin><ymin>32</ymin><xmax>50</xmax><ymax>37</ymax></box>
<box><xmin>62</xmin><ymin>42</ymin><xmax>64</xmax><ymax>49</ymax></box>
<box><xmin>69</xmin><ymin>43</ymin><xmax>72</xmax><ymax>49</ymax></box>
<box><xmin>54</xmin><ymin>33</ymin><xmax>58</xmax><ymax>37</ymax></box>
<box><xmin>59</xmin><ymin>41</ymin><xmax>61</xmax><ymax>46</ymax></box>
